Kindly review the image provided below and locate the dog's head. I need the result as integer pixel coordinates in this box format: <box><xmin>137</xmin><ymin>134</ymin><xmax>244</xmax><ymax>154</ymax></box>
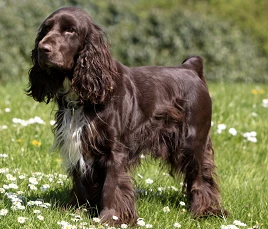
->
<box><xmin>27</xmin><ymin>7</ymin><xmax>117</xmax><ymax>104</ymax></box>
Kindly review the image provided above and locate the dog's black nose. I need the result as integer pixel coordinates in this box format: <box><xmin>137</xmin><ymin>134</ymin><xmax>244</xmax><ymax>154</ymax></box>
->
<box><xmin>38</xmin><ymin>43</ymin><xmax>52</xmax><ymax>53</ymax></box>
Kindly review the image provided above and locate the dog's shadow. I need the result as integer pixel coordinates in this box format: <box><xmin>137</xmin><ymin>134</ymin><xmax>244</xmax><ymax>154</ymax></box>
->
<box><xmin>24</xmin><ymin>184</ymin><xmax>187</xmax><ymax>214</ymax></box>
<box><xmin>136</xmin><ymin>186</ymin><xmax>188</xmax><ymax>210</ymax></box>
<box><xmin>26</xmin><ymin>186</ymin><xmax>70</xmax><ymax>209</ymax></box>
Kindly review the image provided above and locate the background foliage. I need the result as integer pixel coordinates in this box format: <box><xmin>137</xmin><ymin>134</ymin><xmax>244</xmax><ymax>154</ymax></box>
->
<box><xmin>0</xmin><ymin>0</ymin><xmax>267</xmax><ymax>83</ymax></box>
<box><xmin>0</xmin><ymin>1</ymin><xmax>267</xmax><ymax>228</ymax></box>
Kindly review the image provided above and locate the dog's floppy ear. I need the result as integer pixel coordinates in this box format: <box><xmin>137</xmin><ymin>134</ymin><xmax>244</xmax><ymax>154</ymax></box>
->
<box><xmin>72</xmin><ymin>21</ymin><xmax>118</xmax><ymax>104</ymax></box>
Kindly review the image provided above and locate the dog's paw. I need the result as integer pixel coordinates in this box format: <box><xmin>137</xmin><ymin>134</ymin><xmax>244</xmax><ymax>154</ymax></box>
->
<box><xmin>99</xmin><ymin>208</ymin><xmax>121</xmax><ymax>225</ymax></box>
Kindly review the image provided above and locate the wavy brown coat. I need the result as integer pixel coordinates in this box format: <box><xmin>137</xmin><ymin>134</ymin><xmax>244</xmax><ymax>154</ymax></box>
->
<box><xmin>27</xmin><ymin>7</ymin><xmax>227</xmax><ymax>225</ymax></box>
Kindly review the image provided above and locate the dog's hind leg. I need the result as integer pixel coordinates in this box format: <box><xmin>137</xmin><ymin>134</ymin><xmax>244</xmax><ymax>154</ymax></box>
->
<box><xmin>181</xmin><ymin>115</ymin><xmax>227</xmax><ymax>217</ymax></box>
<box><xmin>185</xmin><ymin>137</ymin><xmax>224</xmax><ymax>216</ymax></box>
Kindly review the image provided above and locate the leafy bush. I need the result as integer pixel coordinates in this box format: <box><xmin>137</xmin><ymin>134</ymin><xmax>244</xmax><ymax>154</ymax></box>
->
<box><xmin>0</xmin><ymin>1</ymin><xmax>59</xmax><ymax>83</ymax></box>
<box><xmin>0</xmin><ymin>0</ymin><xmax>267</xmax><ymax>83</ymax></box>
<box><xmin>105</xmin><ymin>8</ymin><xmax>267</xmax><ymax>83</ymax></box>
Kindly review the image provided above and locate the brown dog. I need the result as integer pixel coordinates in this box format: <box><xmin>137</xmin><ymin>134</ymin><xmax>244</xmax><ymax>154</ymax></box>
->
<box><xmin>27</xmin><ymin>7</ymin><xmax>226</xmax><ymax>225</ymax></box>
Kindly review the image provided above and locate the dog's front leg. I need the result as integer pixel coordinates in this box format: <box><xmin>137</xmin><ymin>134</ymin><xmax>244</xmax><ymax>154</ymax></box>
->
<box><xmin>99</xmin><ymin>150</ymin><xmax>138</xmax><ymax>225</ymax></box>
<box><xmin>69</xmin><ymin>164</ymin><xmax>105</xmax><ymax>211</ymax></box>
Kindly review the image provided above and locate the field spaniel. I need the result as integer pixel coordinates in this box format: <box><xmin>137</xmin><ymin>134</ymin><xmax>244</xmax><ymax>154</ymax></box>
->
<box><xmin>27</xmin><ymin>7</ymin><xmax>226</xmax><ymax>225</ymax></box>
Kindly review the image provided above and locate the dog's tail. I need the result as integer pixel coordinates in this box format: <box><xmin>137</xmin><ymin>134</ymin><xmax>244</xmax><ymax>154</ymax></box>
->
<box><xmin>182</xmin><ymin>56</ymin><xmax>205</xmax><ymax>82</ymax></box>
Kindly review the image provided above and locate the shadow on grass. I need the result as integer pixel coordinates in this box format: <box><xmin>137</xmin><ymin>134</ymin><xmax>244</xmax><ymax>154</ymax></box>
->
<box><xmin>26</xmin><ymin>186</ymin><xmax>71</xmax><ymax>208</ymax></box>
<box><xmin>136</xmin><ymin>186</ymin><xmax>188</xmax><ymax>209</ymax></box>
<box><xmin>25</xmin><ymin>186</ymin><xmax>100</xmax><ymax>217</ymax></box>
<box><xmin>23</xmin><ymin>183</ymin><xmax>187</xmax><ymax>212</ymax></box>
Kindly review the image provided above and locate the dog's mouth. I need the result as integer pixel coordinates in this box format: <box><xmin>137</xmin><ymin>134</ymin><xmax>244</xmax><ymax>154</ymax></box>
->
<box><xmin>38</xmin><ymin>55</ymin><xmax>75</xmax><ymax>73</ymax></box>
<box><xmin>38</xmin><ymin>53</ymin><xmax>62</xmax><ymax>70</ymax></box>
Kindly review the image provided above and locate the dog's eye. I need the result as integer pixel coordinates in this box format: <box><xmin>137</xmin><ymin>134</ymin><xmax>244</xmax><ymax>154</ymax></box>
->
<box><xmin>65</xmin><ymin>28</ymin><xmax>76</xmax><ymax>34</ymax></box>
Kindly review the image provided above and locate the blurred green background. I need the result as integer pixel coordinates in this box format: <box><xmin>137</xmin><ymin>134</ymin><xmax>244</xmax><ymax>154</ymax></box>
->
<box><xmin>0</xmin><ymin>0</ymin><xmax>267</xmax><ymax>83</ymax></box>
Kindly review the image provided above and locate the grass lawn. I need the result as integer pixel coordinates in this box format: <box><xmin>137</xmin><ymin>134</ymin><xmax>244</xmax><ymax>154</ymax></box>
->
<box><xmin>0</xmin><ymin>81</ymin><xmax>267</xmax><ymax>228</ymax></box>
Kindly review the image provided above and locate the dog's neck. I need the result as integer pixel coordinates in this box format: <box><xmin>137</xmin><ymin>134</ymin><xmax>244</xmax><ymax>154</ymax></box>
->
<box><xmin>59</xmin><ymin>78</ymin><xmax>82</xmax><ymax>111</ymax></box>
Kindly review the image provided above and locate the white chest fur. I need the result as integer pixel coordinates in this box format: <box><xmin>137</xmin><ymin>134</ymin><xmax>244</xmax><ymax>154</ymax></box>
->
<box><xmin>52</xmin><ymin>79</ymin><xmax>94</xmax><ymax>174</ymax></box>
